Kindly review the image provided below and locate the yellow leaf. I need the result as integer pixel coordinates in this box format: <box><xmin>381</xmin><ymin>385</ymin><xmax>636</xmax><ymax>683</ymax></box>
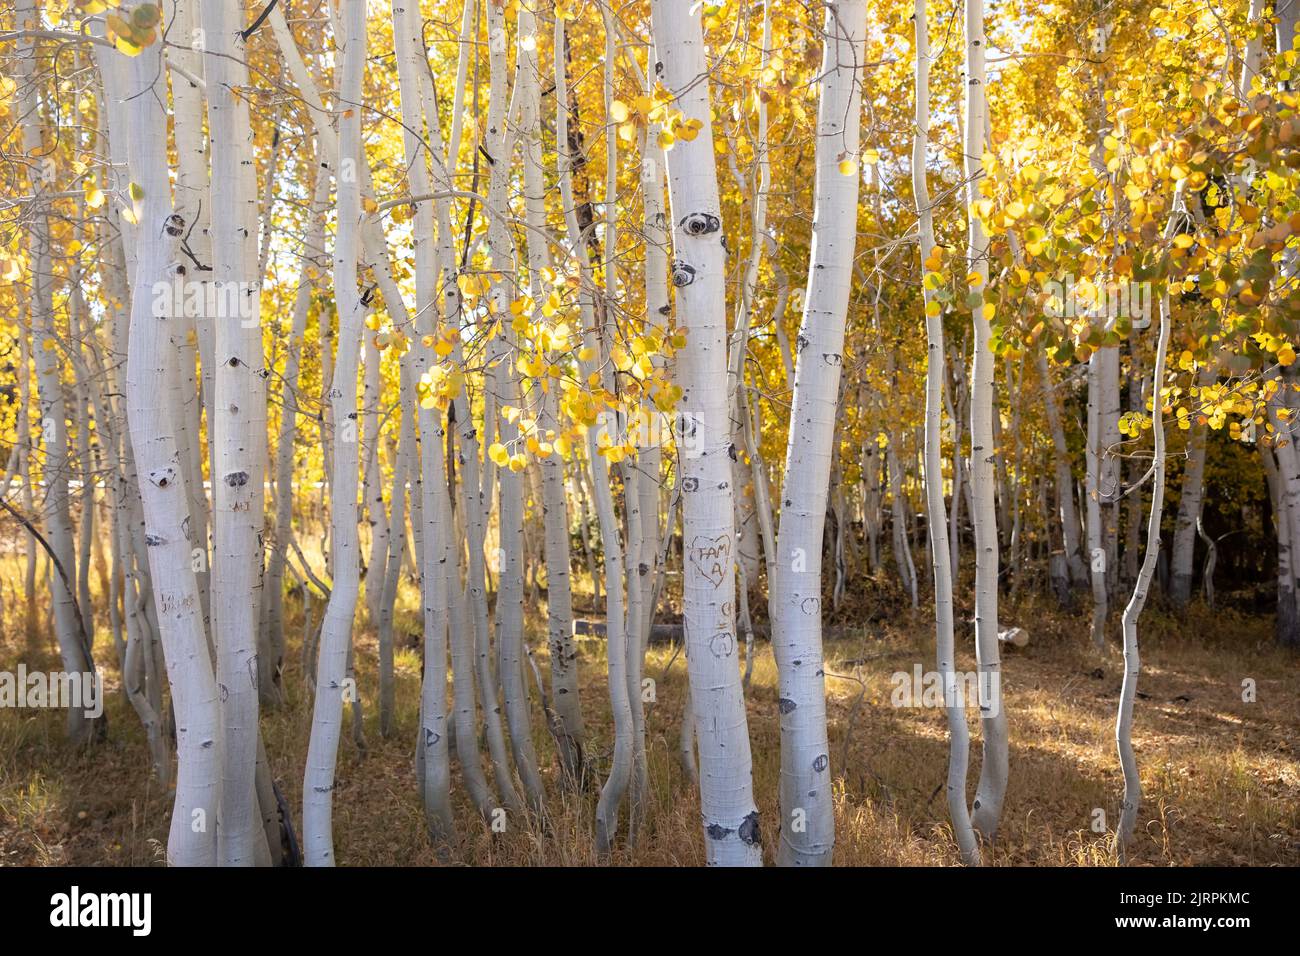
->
<box><xmin>113</xmin><ymin>35</ymin><xmax>142</xmax><ymax>57</ymax></box>
<box><xmin>488</xmin><ymin>443</ymin><xmax>509</xmax><ymax>467</ymax></box>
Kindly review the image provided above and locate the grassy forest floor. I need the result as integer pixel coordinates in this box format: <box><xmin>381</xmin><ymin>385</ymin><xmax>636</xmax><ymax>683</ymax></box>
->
<box><xmin>1</xmin><ymin>555</ymin><xmax>1296</xmax><ymax>867</ymax></box>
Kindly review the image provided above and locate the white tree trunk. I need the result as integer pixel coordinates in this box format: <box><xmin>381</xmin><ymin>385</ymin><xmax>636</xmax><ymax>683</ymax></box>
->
<box><xmin>517</xmin><ymin>5</ymin><xmax>583</xmax><ymax>783</ymax></box>
<box><xmin>965</xmin><ymin>0</ymin><xmax>1010</xmax><ymax>841</ymax></box>
<box><xmin>16</xmin><ymin>0</ymin><xmax>97</xmax><ymax>745</ymax></box>
<box><xmin>766</xmin><ymin>0</ymin><xmax>867</xmax><ymax>867</ymax></box>
<box><xmin>1085</xmin><ymin>351</ymin><xmax>1109</xmax><ymax>648</ymax></box>
<box><xmin>303</xmin><ymin>0</ymin><xmax>367</xmax><ymax>866</ymax></box>
<box><xmin>651</xmin><ymin>0</ymin><xmax>763</xmax><ymax>866</ymax></box>
<box><xmin>914</xmin><ymin>0</ymin><xmax>979</xmax><ymax>864</ymax></box>
<box><xmin>264</xmin><ymin>169</ymin><xmax>329</xmax><ymax>702</ymax></box>
<box><xmin>1262</xmin><ymin>447</ymin><xmax>1300</xmax><ymax>645</ymax></box>
<box><xmin>1116</xmin><ymin>186</ymin><xmax>1189</xmax><ymax>848</ymax></box>
<box><xmin>390</xmin><ymin>0</ymin><xmax>459</xmax><ymax>833</ymax></box>
<box><xmin>202</xmin><ymin>0</ymin><xmax>266</xmax><ymax>866</ymax></box>
<box><xmin>484</xmin><ymin>0</ymin><xmax>545</xmax><ymax>816</ymax></box>
<box><xmin>1169</xmin><ymin>412</ymin><xmax>1208</xmax><ymax>607</ymax></box>
<box><xmin>1037</xmin><ymin>353</ymin><xmax>1088</xmax><ymax>584</ymax></box>
<box><xmin>120</xmin><ymin>32</ymin><xmax>220</xmax><ymax>866</ymax></box>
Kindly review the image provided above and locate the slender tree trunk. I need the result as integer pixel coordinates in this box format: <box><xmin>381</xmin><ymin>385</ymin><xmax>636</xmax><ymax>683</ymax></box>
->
<box><xmin>1117</xmin><ymin>186</ymin><xmax>1187</xmax><ymax>849</ymax></box>
<box><xmin>202</xmin><ymin>0</ymin><xmax>267</xmax><ymax>865</ymax></box>
<box><xmin>16</xmin><ymin>0</ymin><xmax>97</xmax><ymax>745</ymax></box>
<box><xmin>264</xmin><ymin>169</ymin><xmax>328</xmax><ymax>704</ymax></box>
<box><xmin>516</xmin><ymin>5</ymin><xmax>583</xmax><ymax>784</ymax></box>
<box><xmin>1169</xmin><ymin>411</ymin><xmax>1208</xmax><ymax>608</ymax></box>
<box><xmin>965</xmin><ymin>0</ymin><xmax>1009</xmax><ymax>841</ymax></box>
<box><xmin>303</xmin><ymin>0</ymin><xmax>367</xmax><ymax>866</ymax></box>
<box><xmin>1038</xmin><ymin>353</ymin><xmax>1088</xmax><ymax>585</ymax></box>
<box><xmin>914</xmin><ymin>0</ymin><xmax>979</xmax><ymax>864</ymax></box>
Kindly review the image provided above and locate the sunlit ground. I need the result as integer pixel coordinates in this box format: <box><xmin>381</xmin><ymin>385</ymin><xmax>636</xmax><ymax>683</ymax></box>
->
<box><xmin>1</xmin><ymin>546</ymin><xmax>1296</xmax><ymax>866</ymax></box>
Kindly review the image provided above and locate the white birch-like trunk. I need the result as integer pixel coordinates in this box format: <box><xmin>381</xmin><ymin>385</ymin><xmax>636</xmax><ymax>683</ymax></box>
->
<box><xmin>964</xmin><ymin>0</ymin><xmax>1009</xmax><ymax>840</ymax></box>
<box><xmin>391</xmin><ymin>0</ymin><xmax>456</xmax><ymax>838</ymax></box>
<box><xmin>767</xmin><ymin>0</ymin><xmax>867</xmax><ymax>867</ymax></box>
<box><xmin>1085</xmin><ymin>351</ymin><xmax>1109</xmax><ymax>647</ymax></box>
<box><xmin>1037</xmin><ymin>353</ymin><xmax>1088</xmax><ymax>584</ymax></box>
<box><xmin>651</xmin><ymin>0</ymin><xmax>762</xmax><ymax>866</ymax></box>
<box><xmin>303</xmin><ymin>0</ymin><xmax>367</xmax><ymax>866</ymax></box>
<box><xmin>165</xmin><ymin>0</ymin><xmax>212</xmax><ymax>638</ymax></box>
<box><xmin>1116</xmin><ymin>186</ymin><xmax>1189</xmax><ymax>848</ymax></box>
<box><xmin>16</xmin><ymin>0</ymin><xmax>97</xmax><ymax>745</ymax></box>
<box><xmin>914</xmin><ymin>0</ymin><xmax>979</xmax><ymax>864</ymax></box>
<box><xmin>517</xmin><ymin>5</ymin><xmax>583</xmax><ymax>783</ymax></box>
<box><xmin>264</xmin><ymin>169</ymin><xmax>328</xmax><ymax>701</ymax></box>
<box><xmin>1116</xmin><ymin>259</ymin><xmax>1174</xmax><ymax>852</ymax></box>
<box><xmin>120</xmin><ymin>30</ymin><xmax>220</xmax><ymax>866</ymax></box>
<box><xmin>202</xmin><ymin>0</ymin><xmax>265</xmax><ymax>865</ymax></box>
<box><xmin>1262</xmin><ymin>447</ymin><xmax>1300</xmax><ymax>645</ymax></box>
<box><xmin>484</xmin><ymin>0</ymin><xmax>545</xmax><ymax>816</ymax></box>
<box><xmin>1169</xmin><ymin>410</ymin><xmax>1208</xmax><ymax>607</ymax></box>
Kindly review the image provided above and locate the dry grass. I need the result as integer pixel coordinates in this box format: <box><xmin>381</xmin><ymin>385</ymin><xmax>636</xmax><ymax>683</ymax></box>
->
<box><xmin>1</xmin><ymin>559</ymin><xmax>1296</xmax><ymax>867</ymax></box>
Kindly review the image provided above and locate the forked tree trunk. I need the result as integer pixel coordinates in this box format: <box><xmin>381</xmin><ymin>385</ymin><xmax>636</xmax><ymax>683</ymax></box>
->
<box><xmin>914</xmin><ymin>0</ymin><xmax>979</xmax><ymax>865</ymax></box>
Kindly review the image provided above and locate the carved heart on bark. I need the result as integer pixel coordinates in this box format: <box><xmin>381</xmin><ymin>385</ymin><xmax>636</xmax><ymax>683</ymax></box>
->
<box><xmin>688</xmin><ymin>534</ymin><xmax>731</xmax><ymax>589</ymax></box>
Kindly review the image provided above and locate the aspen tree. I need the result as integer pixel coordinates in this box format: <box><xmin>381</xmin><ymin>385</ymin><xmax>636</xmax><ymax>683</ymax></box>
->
<box><xmin>964</xmin><ymin>0</ymin><xmax>1009</xmax><ymax>841</ymax></box>
<box><xmin>1037</xmin><ymin>353</ymin><xmax>1088</xmax><ymax>585</ymax></box>
<box><xmin>414</xmin><ymin>0</ymin><xmax>501</xmax><ymax>816</ymax></box>
<box><xmin>1116</xmin><ymin>189</ymin><xmax>1184</xmax><ymax>850</ymax></box>
<box><xmin>914</xmin><ymin>0</ymin><xmax>979</xmax><ymax>865</ymax></box>
<box><xmin>118</xmin><ymin>20</ymin><xmax>220</xmax><ymax>865</ymax></box>
<box><xmin>164</xmin><ymin>0</ymin><xmax>212</xmax><ymax>639</ymax></box>
<box><xmin>202</xmin><ymin>0</ymin><xmax>266</xmax><ymax>865</ymax></box>
<box><xmin>390</xmin><ymin>0</ymin><xmax>456</xmax><ymax>837</ymax></box>
<box><xmin>15</xmin><ymin>0</ymin><xmax>99</xmax><ymax>745</ymax></box>
<box><xmin>303</xmin><ymin>0</ymin><xmax>367</xmax><ymax>866</ymax></box>
<box><xmin>650</xmin><ymin>0</ymin><xmax>762</xmax><ymax>866</ymax></box>
<box><xmin>517</xmin><ymin>0</ymin><xmax>584</xmax><ymax>782</ymax></box>
<box><xmin>484</xmin><ymin>0</ymin><xmax>546</xmax><ymax>816</ymax></box>
<box><xmin>769</xmin><ymin>0</ymin><xmax>867</xmax><ymax>867</ymax></box>
<box><xmin>1169</xmin><ymin>407</ymin><xmax>1208</xmax><ymax>608</ymax></box>
<box><xmin>551</xmin><ymin>11</ymin><xmax>633</xmax><ymax>852</ymax></box>
<box><xmin>265</xmin><ymin>169</ymin><xmax>329</xmax><ymax>701</ymax></box>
